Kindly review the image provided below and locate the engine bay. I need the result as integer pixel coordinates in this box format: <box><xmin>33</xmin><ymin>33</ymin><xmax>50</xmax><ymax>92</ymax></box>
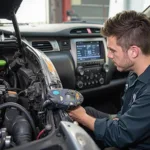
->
<box><xmin>0</xmin><ymin>38</ymin><xmax>98</xmax><ymax>150</ymax></box>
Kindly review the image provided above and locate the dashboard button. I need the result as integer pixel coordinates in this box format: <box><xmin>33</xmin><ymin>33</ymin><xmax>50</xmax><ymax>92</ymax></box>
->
<box><xmin>95</xmin><ymin>80</ymin><xmax>98</xmax><ymax>84</ymax></box>
<box><xmin>99</xmin><ymin>78</ymin><xmax>105</xmax><ymax>85</ymax></box>
<box><xmin>85</xmin><ymin>75</ymin><xmax>89</xmax><ymax>80</ymax></box>
<box><xmin>91</xmin><ymin>81</ymin><xmax>95</xmax><ymax>85</ymax></box>
<box><xmin>84</xmin><ymin>82</ymin><xmax>87</xmax><ymax>86</ymax></box>
<box><xmin>95</xmin><ymin>74</ymin><xmax>98</xmax><ymax>78</ymax></box>
<box><xmin>77</xmin><ymin>81</ymin><xmax>83</xmax><ymax>89</ymax></box>
<box><xmin>77</xmin><ymin>66</ymin><xmax>84</xmax><ymax>76</ymax></box>
<box><xmin>88</xmin><ymin>82</ymin><xmax>91</xmax><ymax>85</ymax></box>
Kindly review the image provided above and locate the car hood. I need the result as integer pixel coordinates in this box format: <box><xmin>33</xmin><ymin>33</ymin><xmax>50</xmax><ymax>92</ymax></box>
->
<box><xmin>0</xmin><ymin>0</ymin><xmax>22</xmax><ymax>19</ymax></box>
<box><xmin>143</xmin><ymin>5</ymin><xmax>150</xmax><ymax>17</ymax></box>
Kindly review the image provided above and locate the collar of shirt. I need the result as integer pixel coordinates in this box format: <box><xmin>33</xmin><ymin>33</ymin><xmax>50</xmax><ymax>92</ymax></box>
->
<box><xmin>127</xmin><ymin>72</ymin><xmax>138</xmax><ymax>89</ymax></box>
<box><xmin>126</xmin><ymin>65</ymin><xmax>150</xmax><ymax>89</ymax></box>
<box><xmin>138</xmin><ymin>65</ymin><xmax>150</xmax><ymax>84</ymax></box>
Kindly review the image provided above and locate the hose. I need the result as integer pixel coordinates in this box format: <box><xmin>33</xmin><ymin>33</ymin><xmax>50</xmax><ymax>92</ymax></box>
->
<box><xmin>0</xmin><ymin>79</ymin><xmax>10</xmax><ymax>89</ymax></box>
<box><xmin>12</xmin><ymin>116</ymin><xmax>32</xmax><ymax>145</ymax></box>
<box><xmin>11</xmin><ymin>71</ymin><xmax>17</xmax><ymax>88</ymax></box>
<box><xmin>0</xmin><ymin>102</ymin><xmax>37</xmax><ymax>139</ymax></box>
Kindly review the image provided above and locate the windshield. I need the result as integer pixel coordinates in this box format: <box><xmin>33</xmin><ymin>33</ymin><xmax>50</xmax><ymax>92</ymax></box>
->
<box><xmin>0</xmin><ymin>0</ymin><xmax>149</xmax><ymax>25</ymax></box>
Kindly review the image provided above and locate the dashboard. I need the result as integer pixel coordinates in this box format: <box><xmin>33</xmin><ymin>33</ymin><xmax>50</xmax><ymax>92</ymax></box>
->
<box><xmin>0</xmin><ymin>23</ymin><xmax>126</xmax><ymax>94</ymax></box>
<box><xmin>70</xmin><ymin>38</ymin><xmax>108</xmax><ymax>89</ymax></box>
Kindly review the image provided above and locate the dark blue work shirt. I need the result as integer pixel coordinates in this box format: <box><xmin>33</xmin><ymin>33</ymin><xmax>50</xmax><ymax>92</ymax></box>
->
<box><xmin>94</xmin><ymin>65</ymin><xmax>150</xmax><ymax>150</ymax></box>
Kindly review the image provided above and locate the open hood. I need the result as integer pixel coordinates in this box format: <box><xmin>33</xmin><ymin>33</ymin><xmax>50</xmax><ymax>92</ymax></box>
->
<box><xmin>0</xmin><ymin>0</ymin><xmax>22</xmax><ymax>19</ymax></box>
<box><xmin>0</xmin><ymin>0</ymin><xmax>23</xmax><ymax>52</ymax></box>
<box><xmin>143</xmin><ymin>5</ymin><xmax>150</xmax><ymax>17</ymax></box>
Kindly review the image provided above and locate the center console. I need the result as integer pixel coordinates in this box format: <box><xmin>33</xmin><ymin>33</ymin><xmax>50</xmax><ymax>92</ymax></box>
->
<box><xmin>71</xmin><ymin>38</ymin><xmax>109</xmax><ymax>89</ymax></box>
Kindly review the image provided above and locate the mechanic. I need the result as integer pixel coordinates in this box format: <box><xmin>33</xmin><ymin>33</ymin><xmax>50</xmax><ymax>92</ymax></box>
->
<box><xmin>69</xmin><ymin>10</ymin><xmax>150</xmax><ymax>150</ymax></box>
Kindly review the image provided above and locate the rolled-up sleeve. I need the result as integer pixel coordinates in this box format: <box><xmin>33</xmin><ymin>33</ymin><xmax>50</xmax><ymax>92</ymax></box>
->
<box><xmin>94</xmin><ymin>93</ymin><xmax>150</xmax><ymax>148</ymax></box>
<box><xmin>94</xmin><ymin>118</ymin><xmax>108</xmax><ymax>139</ymax></box>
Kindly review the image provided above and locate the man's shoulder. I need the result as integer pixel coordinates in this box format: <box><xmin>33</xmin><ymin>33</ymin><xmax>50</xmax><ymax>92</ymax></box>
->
<box><xmin>144</xmin><ymin>82</ymin><xmax>150</xmax><ymax>90</ymax></box>
<box><xmin>137</xmin><ymin>81</ymin><xmax>150</xmax><ymax>97</ymax></box>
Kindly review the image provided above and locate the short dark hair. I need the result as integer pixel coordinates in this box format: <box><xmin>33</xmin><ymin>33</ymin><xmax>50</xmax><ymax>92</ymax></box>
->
<box><xmin>101</xmin><ymin>10</ymin><xmax>150</xmax><ymax>55</ymax></box>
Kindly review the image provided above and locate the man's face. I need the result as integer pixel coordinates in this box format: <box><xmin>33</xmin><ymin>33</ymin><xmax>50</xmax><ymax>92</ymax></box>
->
<box><xmin>107</xmin><ymin>36</ymin><xmax>134</xmax><ymax>72</ymax></box>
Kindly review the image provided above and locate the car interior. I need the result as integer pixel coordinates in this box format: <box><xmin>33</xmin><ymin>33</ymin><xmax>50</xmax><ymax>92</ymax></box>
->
<box><xmin>0</xmin><ymin>0</ymin><xmax>150</xmax><ymax>150</ymax></box>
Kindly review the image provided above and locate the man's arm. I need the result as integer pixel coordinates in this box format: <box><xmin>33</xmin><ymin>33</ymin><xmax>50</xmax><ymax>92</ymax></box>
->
<box><xmin>69</xmin><ymin>107</ymin><xmax>118</xmax><ymax>128</ymax></box>
<box><xmin>69</xmin><ymin>106</ymin><xmax>96</xmax><ymax>131</ymax></box>
<box><xmin>69</xmin><ymin>93</ymin><xmax>150</xmax><ymax>148</ymax></box>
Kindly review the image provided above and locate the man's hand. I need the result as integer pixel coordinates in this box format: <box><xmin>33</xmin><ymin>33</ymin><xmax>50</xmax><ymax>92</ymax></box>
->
<box><xmin>69</xmin><ymin>106</ymin><xmax>96</xmax><ymax>131</ymax></box>
<box><xmin>69</xmin><ymin>106</ymin><xmax>86</xmax><ymax>122</ymax></box>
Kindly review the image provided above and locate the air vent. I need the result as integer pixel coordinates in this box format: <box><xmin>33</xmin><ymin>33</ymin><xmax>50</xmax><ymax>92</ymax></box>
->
<box><xmin>0</xmin><ymin>31</ymin><xmax>14</xmax><ymax>41</ymax></box>
<box><xmin>90</xmin><ymin>28</ymin><xmax>100</xmax><ymax>33</ymax></box>
<box><xmin>70</xmin><ymin>28</ymin><xmax>88</xmax><ymax>34</ymax></box>
<box><xmin>32</xmin><ymin>41</ymin><xmax>53</xmax><ymax>51</ymax></box>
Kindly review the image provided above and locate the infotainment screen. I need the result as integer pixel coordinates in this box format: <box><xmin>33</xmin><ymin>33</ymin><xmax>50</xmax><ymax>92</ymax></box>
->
<box><xmin>76</xmin><ymin>41</ymin><xmax>103</xmax><ymax>62</ymax></box>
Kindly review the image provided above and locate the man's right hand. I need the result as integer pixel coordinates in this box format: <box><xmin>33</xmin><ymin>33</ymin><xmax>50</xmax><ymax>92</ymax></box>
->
<box><xmin>69</xmin><ymin>106</ymin><xmax>96</xmax><ymax>131</ymax></box>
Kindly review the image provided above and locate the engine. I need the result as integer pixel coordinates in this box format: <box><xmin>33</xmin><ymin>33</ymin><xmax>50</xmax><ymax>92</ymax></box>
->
<box><xmin>0</xmin><ymin>54</ymin><xmax>42</xmax><ymax>148</ymax></box>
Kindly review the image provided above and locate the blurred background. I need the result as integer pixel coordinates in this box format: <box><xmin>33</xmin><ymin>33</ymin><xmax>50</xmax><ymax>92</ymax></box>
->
<box><xmin>0</xmin><ymin>0</ymin><xmax>150</xmax><ymax>24</ymax></box>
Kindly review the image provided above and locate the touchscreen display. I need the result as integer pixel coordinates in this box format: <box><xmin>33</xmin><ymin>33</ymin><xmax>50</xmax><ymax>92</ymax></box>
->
<box><xmin>76</xmin><ymin>41</ymin><xmax>101</xmax><ymax>61</ymax></box>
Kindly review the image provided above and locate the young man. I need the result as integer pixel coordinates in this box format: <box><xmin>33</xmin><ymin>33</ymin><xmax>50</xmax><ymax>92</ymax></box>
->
<box><xmin>69</xmin><ymin>10</ymin><xmax>150</xmax><ymax>149</ymax></box>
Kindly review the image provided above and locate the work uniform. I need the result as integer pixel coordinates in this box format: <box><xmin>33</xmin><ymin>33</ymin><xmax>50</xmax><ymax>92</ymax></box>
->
<box><xmin>87</xmin><ymin>66</ymin><xmax>150</xmax><ymax>149</ymax></box>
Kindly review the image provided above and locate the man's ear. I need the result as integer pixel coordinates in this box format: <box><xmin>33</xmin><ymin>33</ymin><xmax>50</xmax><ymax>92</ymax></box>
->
<box><xmin>127</xmin><ymin>46</ymin><xmax>140</xmax><ymax>59</ymax></box>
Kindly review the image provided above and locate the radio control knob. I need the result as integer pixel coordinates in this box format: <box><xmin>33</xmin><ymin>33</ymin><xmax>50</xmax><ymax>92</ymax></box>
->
<box><xmin>91</xmin><ymin>81</ymin><xmax>95</xmax><ymax>85</ymax></box>
<box><xmin>88</xmin><ymin>81</ymin><xmax>91</xmax><ymax>85</ymax></box>
<box><xmin>84</xmin><ymin>82</ymin><xmax>87</xmax><ymax>86</ymax></box>
<box><xmin>95</xmin><ymin>80</ymin><xmax>98</xmax><ymax>84</ymax></box>
<box><xmin>99</xmin><ymin>78</ymin><xmax>105</xmax><ymax>85</ymax></box>
<box><xmin>94</xmin><ymin>74</ymin><xmax>98</xmax><ymax>78</ymax></box>
<box><xmin>77</xmin><ymin>66</ymin><xmax>84</xmax><ymax>76</ymax></box>
<box><xmin>77</xmin><ymin>81</ymin><xmax>84</xmax><ymax>89</ymax></box>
